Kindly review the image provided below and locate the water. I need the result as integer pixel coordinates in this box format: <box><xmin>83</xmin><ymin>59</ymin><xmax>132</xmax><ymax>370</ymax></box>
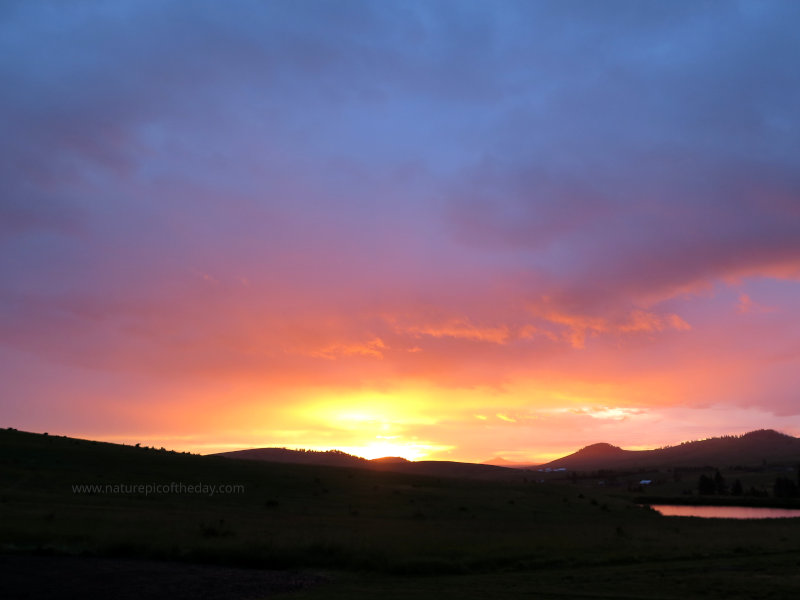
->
<box><xmin>649</xmin><ymin>504</ymin><xmax>800</xmax><ymax>519</ymax></box>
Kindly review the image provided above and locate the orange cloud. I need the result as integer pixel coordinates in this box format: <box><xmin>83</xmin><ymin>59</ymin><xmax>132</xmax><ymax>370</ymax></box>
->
<box><xmin>388</xmin><ymin>316</ymin><xmax>510</xmax><ymax>344</ymax></box>
<box><xmin>308</xmin><ymin>337</ymin><xmax>386</xmax><ymax>360</ymax></box>
<box><xmin>532</xmin><ymin>305</ymin><xmax>691</xmax><ymax>349</ymax></box>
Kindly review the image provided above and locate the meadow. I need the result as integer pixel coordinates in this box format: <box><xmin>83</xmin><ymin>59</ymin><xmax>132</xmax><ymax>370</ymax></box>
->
<box><xmin>2</xmin><ymin>428</ymin><xmax>800</xmax><ymax>599</ymax></box>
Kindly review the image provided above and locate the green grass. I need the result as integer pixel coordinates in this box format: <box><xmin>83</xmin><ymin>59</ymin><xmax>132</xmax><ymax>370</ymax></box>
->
<box><xmin>2</xmin><ymin>428</ymin><xmax>800</xmax><ymax>598</ymax></box>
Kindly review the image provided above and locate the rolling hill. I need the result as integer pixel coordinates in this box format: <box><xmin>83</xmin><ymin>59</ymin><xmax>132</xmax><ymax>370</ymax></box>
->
<box><xmin>211</xmin><ymin>447</ymin><xmax>370</xmax><ymax>468</ymax></box>
<box><xmin>212</xmin><ymin>447</ymin><xmax>520</xmax><ymax>480</ymax></box>
<box><xmin>542</xmin><ymin>429</ymin><xmax>800</xmax><ymax>471</ymax></box>
<box><xmin>213</xmin><ymin>429</ymin><xmax>800</xmax><ymax>476</ymax></box>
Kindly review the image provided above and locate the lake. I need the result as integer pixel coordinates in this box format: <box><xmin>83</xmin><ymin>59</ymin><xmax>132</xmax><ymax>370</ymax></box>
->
<box><xmin>649</xmin><ymin>504</ymin><xmax>800</xmax><ymax>519</ymax></box>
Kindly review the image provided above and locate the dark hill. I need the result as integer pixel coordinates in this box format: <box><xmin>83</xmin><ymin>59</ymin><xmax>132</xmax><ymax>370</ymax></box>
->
<box><xmin>212</xmin><ymin>447</ymin><xmax>369</xmax><ymax>468</ymax></box>
<box><xmin>543</xmin><ymin>429</ymin><xmax>800</xmax><ymax>471</ymax></box>
<box><xmin>367</xmin><ymin>459</ymin><xmax>519</xmax><ymax>481</ymax></box>
<box><xmin>212</xmin><ymin>447</ymin><xmax>520</xmax><ymax>480</ymax></box>
<box><xmin>538</xmin><ymin>442</ymin><xmax>629</xmax><ymax>471</ymax></box>
<box><xmin>481</xmin><ymin>457</ymin><xmax>538</xmax><ymax>467</ymax></box>
<box><xmin>369</xmin><ymin>456</ymin><xmax>410</xmax><ymax>464</ymax></box>
<box><xmin>573</xmin><ymin>443</ymin><xmax>626</xmax><ymax>458</ymax></box>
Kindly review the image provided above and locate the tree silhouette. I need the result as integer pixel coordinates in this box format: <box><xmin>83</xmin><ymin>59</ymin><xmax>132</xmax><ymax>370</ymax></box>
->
<box><xmin>714</xmin><ymin>470</ymin><xmax>727</xmax><ymax>495</ymax></box>
<box><xmin>773</xmin><ymin>477</ymin><xmax>799</xmax><ymax>499</ymax></box>
<box><xmin>698</xmin><ymin>474</ymin><xmax>715</xmax><ymax>495</ymax></box>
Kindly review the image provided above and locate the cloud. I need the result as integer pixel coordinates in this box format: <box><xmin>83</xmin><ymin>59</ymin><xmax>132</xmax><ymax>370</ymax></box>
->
<box><xmin>389</xmin><ymin>316</ymin><xmax>510</xmax><ymax>344</ymax></box>
<box><xmin>306</xmin><ymin>337</ymin><xmax>386</xmax><ymax>360</ymax></box>
<box><xmin>562</xmin><ymin>407</ymin><xmax>649</xmax><ymax>422</ymax></box>
<box><xmin>2</xmin><ymin>1</ymin><xmax>800</xmax><ymax>455</ymax></box>
<box><xmin>530</xmin><ymin>305</ymin><xmax>691</xmax><ymax>349</ymax></box>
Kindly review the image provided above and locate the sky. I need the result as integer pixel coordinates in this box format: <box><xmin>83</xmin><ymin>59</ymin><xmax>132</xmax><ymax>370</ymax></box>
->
<box><xmin>2</xmin><ymin>0</ymin><xmax>800</xmax><ymax>462</ymax></box>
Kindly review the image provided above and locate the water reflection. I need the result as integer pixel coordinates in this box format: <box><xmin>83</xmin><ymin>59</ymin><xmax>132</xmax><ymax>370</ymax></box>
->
<box><xmin>650</xmin><ymin>504</ymin><xmax>800</xmax><ymax>519</ymax></box>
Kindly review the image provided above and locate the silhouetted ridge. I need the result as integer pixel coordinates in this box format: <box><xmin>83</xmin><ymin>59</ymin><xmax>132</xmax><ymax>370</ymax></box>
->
<box><xmin>574</xmin><ymin>443</ymin><xmax>625</xmax><ymax>456</ymax></box>
<box><xmin>482</xmin><ymin>457</ymin><xmax>521</xmax><ymax>466</ymax></box>
<box><xmin>213</xmin><ymin>446</ymin><xmax>519</xmax><ymax>480</ymax></box>
<box><xmin>543</xmin><ymin>429</ymin><xmax>800</xmax><ymax>471</ymax></box>
<box><xmin>741</xmin><ymin>429</ymin><xmax>792</xmax><ymax>441</ymax></box>
<box><xmin>369</xmin><ymin>456</ymin><xmax>409</xmax><ymax>464</ymax></box>
<box><xmin>212</xmin><ymin>447</ymin><xmax>368</xmax><ymax>467</ymax></box>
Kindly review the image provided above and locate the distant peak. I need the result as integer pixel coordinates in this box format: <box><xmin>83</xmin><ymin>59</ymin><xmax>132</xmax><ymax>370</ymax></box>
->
<box><xmin>741</xmin><ymin>429</ymin><xmax>790</xmax><ymax>440</ymax></box>
<box><xmin>575</xmin><ymin>442</ymin><xmax>624</xmax><ymax>456</ymax></box>
<box><xmin>482</xmin><ymin>457</ymin><xmax>518</xmax><ymax>466</ymax></box>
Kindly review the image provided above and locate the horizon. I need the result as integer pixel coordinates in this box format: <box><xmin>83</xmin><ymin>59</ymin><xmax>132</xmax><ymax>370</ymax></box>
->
<box><xmin>3</xmin><ymin>1</ymin><xmax>800</xmax><ymax>464</ymax></box>
<box><xmin>210</xmin><ymin>426</ymin><xmax>797</xmax><ymax>463</ymax></box>
<box><xmin>6</xmin><ymin>426</ymin><xmax>793</xmax><ymax>466</ymax></box>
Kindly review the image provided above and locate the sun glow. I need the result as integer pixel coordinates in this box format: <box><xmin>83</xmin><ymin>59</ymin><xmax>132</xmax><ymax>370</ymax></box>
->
<box><xmin>281</xmin><ymin>391</ymin><xmax>453</xmax><ymax>461</ymax></box>
<box><xmin>277</xmin><ymin>437</ymin><xmax>450</xmax><ymax>461</ymax></box>
<box><xmin>345</xmin><ymin>439</ymin><xmax>431</xmax><ymax>461</ymax></box>
<box><xmin>298</xmin><ymin>391</ymin><xmax>438</xmax><ymax>427</ymax></box>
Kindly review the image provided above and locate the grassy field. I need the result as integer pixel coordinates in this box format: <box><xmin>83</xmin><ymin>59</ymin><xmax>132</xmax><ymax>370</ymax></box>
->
<box><xmin>2</xmin><ymin>428</ymin><xmax>800</xmax><ymax>599</ymax></box>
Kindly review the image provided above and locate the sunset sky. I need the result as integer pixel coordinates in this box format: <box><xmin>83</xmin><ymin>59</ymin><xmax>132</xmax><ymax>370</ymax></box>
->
<box><xmin>2</xmin><ymin>0</ymin><xmax>800</xmax><ymax>463</ymax></box>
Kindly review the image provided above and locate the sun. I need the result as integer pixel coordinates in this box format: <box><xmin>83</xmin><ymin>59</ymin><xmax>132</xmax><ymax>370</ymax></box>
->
<box><xmin>352</xmin><ymin>438</ymin><xmax>427</xmax><ymax>461</ymax></box>
<box><xmin>289</xmin><ymin>391</ymin><xmax>453</xmax><ymax>461</ymax></box>
<box><xmin>333</xmin><ymin>436</ymin><xmax>454</xmax><ymax>461</ymax></box>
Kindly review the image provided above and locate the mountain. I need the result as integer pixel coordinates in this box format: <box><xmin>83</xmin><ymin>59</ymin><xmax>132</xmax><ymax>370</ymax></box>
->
<box><xmin>571</xmin><ymin>443</ymin><xmax>627</xmax><ymax>459</ymax></box>
<box><xmin>212</xmin><ymin>447</ymin><xmax>369</xmax><ymax>468</ymax></box>
<box><xmin>542</xmin><ymin>429</ymin><xmax>800</xmax><ymax>471</ymax></box>
<box><xmin>212</xmin><ymin>447</ymin><xmax>520</xmax><ymax>480</ymax></box>
<box><xmin>213</xmin><ymin>430</ymin><xmax>800</xmax><ymax>476</ymax></box>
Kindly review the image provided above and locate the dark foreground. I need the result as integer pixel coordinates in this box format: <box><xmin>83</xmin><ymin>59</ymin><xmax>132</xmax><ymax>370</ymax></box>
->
<box><xmin>2</xmin><ymin>429</ymin><xmax>800</xmax><ymax>599</ymax></box>
<box><xmin>4</xmin><ymin>551</ymin><xmax>800</xmax><ymax>600</ymax></box>
<box><xmin>0</xmin><ymin>555</ymin><xmax>323</xmax><ymax>600</ymax></box>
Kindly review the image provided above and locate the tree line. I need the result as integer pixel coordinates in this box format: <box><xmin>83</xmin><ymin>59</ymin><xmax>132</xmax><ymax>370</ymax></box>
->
<box><xmin>697</xmin><ymin>469</ymin><xmax>799</xmax><ymax>498</ymax></box>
